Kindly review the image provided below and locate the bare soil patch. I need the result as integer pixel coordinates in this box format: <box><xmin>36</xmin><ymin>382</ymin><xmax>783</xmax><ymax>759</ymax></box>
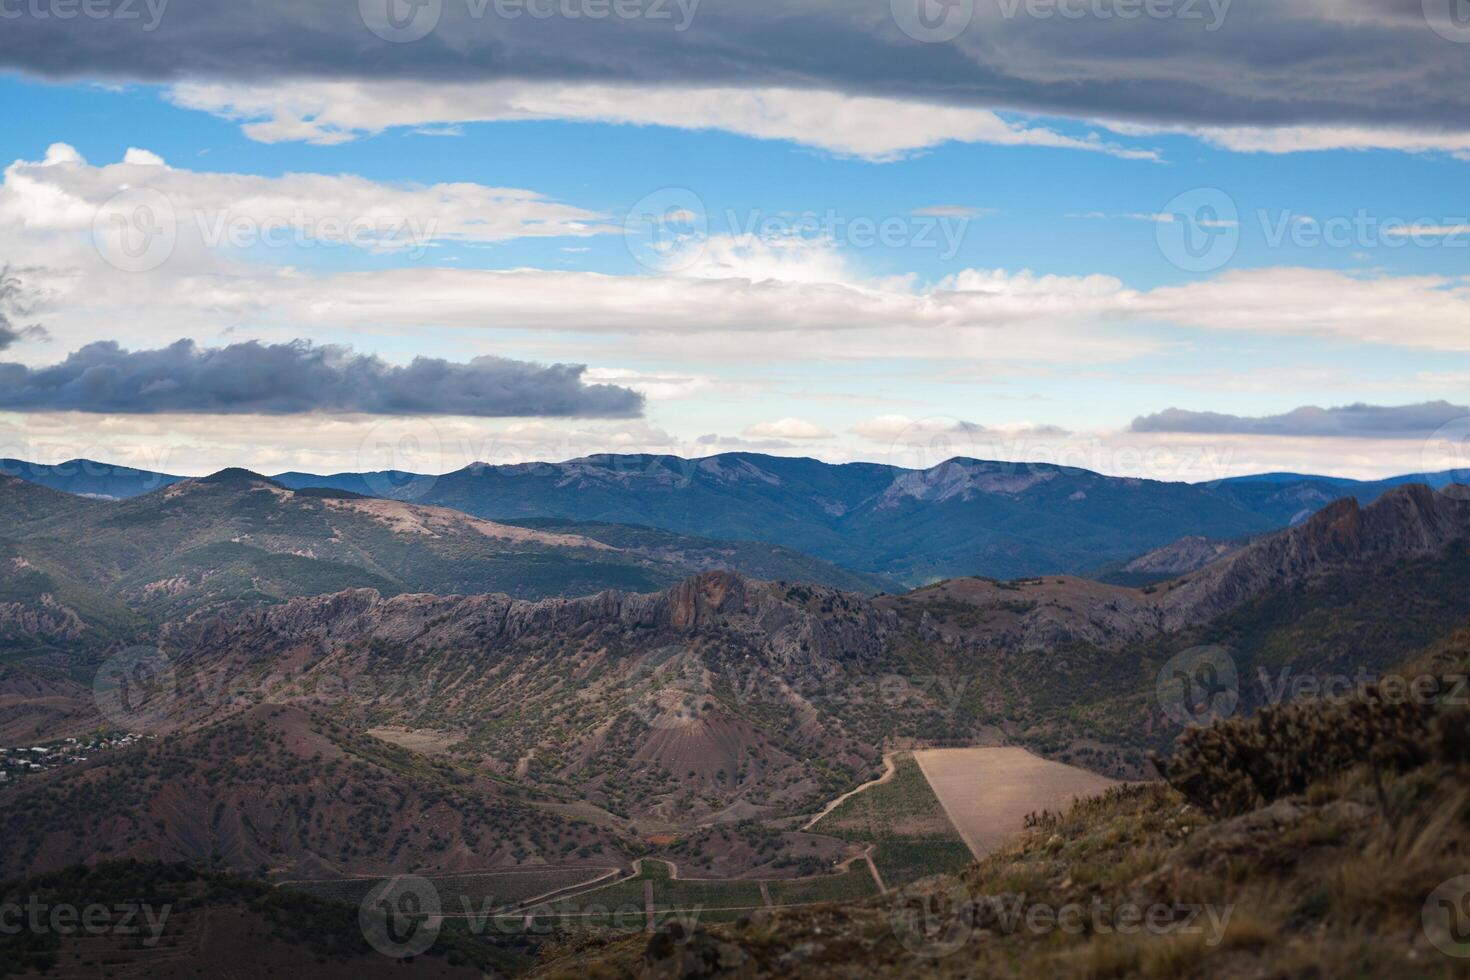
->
<box><xmin>913</xmin><ymin>746</ymin><xmax>1117</xmax><ymax>858</ymax></box>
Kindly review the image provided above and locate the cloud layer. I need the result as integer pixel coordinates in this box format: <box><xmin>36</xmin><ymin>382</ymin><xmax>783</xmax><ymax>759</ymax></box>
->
<box><xmin>1132</xmin><ymin>401</ymin><xmax>1470</xmax><ymax>439</ymax></box>
<box><xmin>7</xmin><ymin>1</ymin><xmax>1470</xmax><ymax>146</ymax></box>
<box><xmin>0</xmin><ymin>340</ymin><xmax>645</xmax><ymax>417</ymax></box>
<box><xmin>2</xmin><ymin>144</ymin><xmax>609</xmax><ymax>253</ymax></box>
<box><xmin>168</xmin><ymin>80</ymin><xmax>1156</xmax><ymax>160</ymax></box>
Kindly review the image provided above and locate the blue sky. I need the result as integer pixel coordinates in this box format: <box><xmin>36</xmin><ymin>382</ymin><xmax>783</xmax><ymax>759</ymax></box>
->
<box><xmin>1</xmin><ymin>2</ymin><xmax>1469</xmax><ymax>480</ymax></box>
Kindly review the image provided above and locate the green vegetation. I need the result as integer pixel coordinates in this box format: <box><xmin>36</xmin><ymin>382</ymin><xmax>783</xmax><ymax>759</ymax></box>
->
<box><xmin>1157</xmin><ymin>629</ymin><xmax>1470</xmax><ymax>816</ymax></box>
<box><xmin>539</xmin><ymin>630</ymin><xmax>1470</xmax><ymax>979</ymax></box>
<box><xmin>811</xmin><ymin>753</ymin><xmax>974</xmax><ymax>886</ymax></box>
<box><xmin>538</xmin><ymin>856</ymin><xmax>876</xmax><ymax>930</ymax></box>
<box><xmin>765</xmin><ymin>868</ymin><xmax>877</xmax><ymax>905</ymax></box>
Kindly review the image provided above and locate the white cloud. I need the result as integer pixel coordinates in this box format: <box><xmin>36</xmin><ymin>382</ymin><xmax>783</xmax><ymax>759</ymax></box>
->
<box><xmin>742</xmin><ymin>418</ymin><xmax>833</xmax><ymax>440</ymax></box>
<box><xmin>164</xmin><ymin>81</ymin><xmax>1470</xmax><ymax>166</ymax></box>
<box><xmin>850</xmin><ymin>415</ymin><xmax>980</xmax><ymax>443</ymax></box>
<box><xmin>1101</xmin><ymin>120</ymin><xmax>1470</xmax><ymax>160</ymax></box>
<box><xmin>0</xmin><ymin>144</ymin><xmax>612</xmax><ymax>256</ymax></box>
<box><xmin>9</xmin><ymin>151</ymin><xmax>1470</xmax><ymax>378</ymax></box>
<box><xmin>1132</xmin><ymin>268</ymin><xmax>1470</xmax><ymax>351</ymax></box>
<box><xmin>582</xmin><ymin>368</ymin><xmax>716</xmax><ymax>401</ymax></box>
<box><xmin>674</xmin><ymin>234</ymin><xmax>861</xmax><ymax>285</ymax></box>
<box><xmin>1382</xmin><ymin>224</ymin><xmax>1470</xmax><ymax>239</ymax></box>
<box><xmin>167</xmin><ymin>80</ymin><xmax>1161</xmax><ymax>163</ymax></box>
<box><xmin>912</xmin><ymin>206</ymin><xmax>991</xmax><ymax>219</ymax></box>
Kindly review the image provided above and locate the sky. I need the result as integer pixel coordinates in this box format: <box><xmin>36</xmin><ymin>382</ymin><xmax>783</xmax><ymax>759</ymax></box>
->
<box><xmin>1</xmin><ymin>0</ymin><xmax>1470</xmax><ymax>482</ymax></box>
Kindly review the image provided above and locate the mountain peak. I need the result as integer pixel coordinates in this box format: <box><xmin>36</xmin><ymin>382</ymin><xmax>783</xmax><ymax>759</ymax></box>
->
<box><xmin>196</xmin><ymin>468</ymin><xmax>286</xmax><ymax>489</ymax></box>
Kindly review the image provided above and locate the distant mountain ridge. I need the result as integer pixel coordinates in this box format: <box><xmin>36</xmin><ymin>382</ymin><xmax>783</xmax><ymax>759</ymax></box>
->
<box><xmin>7</xmin><ymin>454</ymin><xmax>1466</xmax><ymax>583</ymax></box>
<box><xmin>0</xmin><ymin>471</ymin><xmax>886</xmax><ymax>652</ymax></box>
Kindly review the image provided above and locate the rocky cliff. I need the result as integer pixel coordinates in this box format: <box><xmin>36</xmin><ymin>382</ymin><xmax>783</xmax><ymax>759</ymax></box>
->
<box><xmin>1159</xmin><ymin>484</ymin><xmax>1470</xmax><ymax>629</ymax></box>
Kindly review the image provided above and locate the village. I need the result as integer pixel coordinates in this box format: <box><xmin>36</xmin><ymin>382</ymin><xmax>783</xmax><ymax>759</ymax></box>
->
<box><xmin>0</xmin><ymin>732</ymin><xmax>150</xmax><ymax>783</ymax></box>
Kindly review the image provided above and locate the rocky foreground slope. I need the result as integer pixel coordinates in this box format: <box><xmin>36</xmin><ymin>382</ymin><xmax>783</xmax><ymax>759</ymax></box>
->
<box><xmin>534</xmin><ymin>631</ymin><xmax>1470</xmax><ymax>979</ymax></box>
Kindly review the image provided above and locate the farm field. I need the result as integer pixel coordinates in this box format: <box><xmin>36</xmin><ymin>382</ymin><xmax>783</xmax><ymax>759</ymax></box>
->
<box><xmin>913</xmin><ymin>746</ymin><xmax>1119</xmax><ymax>857</ymax></box>
<box><xmin>765</xmin><ymin>867</ymin><xmax>878</xmax><ymax>905</ymax></box>
<box><xmin>536</xmin><ymin>855</ymin><xmax>879</xmax><ymax>928</ymax></box>
<box><xmin>809</xmin><ymin>752</ymin><xmax>973</xmax><ymax>886</ymax></box>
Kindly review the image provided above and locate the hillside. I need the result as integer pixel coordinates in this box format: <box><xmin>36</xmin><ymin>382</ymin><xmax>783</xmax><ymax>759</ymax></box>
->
<box><xmin>113</xmin><ymin>485</ymin><xmax>1470</xmax><ymax>825</ymax></box>
<box><xmin>333</xmin><ymin>455</ymin><xmax>1286</xmax><ymax>583</ymax></box>
<box><xmin>0</xmin><ymin>459</ymin><xmax>184</xmax><ymax>500</ymax></box>
<box><xmin>14</xmin><ymin>454</ymin><xmax>1465</xmax><ymax>585</ymax></box>
<box><xmin>534</xmin><ymin>631</ymin><xmax>1470</xmax><ymax>978</ymax></box>
<box><xmin>278</xmin><ymin>456</ymin><xmax>1470</xmax><ymax>582</ymax></box>
<box><xmin>893</xmin><ymin>484</ymin><xmax>1470</xmax><ymax>771</ymax></box>
<box><xmin>0</xmin><ymin>860</ymin><xmax>522</xmax><ymax>977</ymax></box>
<box><xmin>0</xmin><ymin>471</ymin><xmax>885</xmax><ymax>652</ymax></box>
<box><xmin>0</xmin><ymin>703</ymin><xmax>629</xmax><ymax>880</ymax></box>
<box><xmin>162</xmin><ymin>573</ymin><xmax>909</xmax><ymax>826</ymax></box>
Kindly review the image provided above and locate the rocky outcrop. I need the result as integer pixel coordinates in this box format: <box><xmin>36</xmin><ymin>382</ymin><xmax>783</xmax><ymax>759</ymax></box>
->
<box><xmin>1120</xmin><ymin>535</ymin><xmax>1243</xmax><ymax>576</ymax></box>
<box><xmin>1159</xmin><ymin>484</ymin><xmax>1470</xmax><ymax>628</ymax></box>
<box><xmin>0</xmin><ymin>594</ymin><xmax>84</xmax><ymax>641</ymax></box>
<box><xmin>182</xmin><ymin>571</ymin><xmax>900</xmax><ymax>672</ymax></box>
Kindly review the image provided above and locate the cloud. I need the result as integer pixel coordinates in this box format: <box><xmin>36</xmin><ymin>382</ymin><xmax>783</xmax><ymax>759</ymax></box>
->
<box><xmin>1103</xmin><ymin>121</ymin><xmax>1470</xmax><ymax>160</ymax></box>
<box><xmin>0</xmin><ymin>265</ymin><xmax>47</xmax><ymax>351</ymax></box>
<box><xmin>850</xmin><ymin>415</ymin><xmax>1069</xmax><ymax>443</ymax></box>
<box><xmin>9</xmin><ymin>142</ymin><xmax>1470</xmax><ymax>367</ymax></box>
<box><xmin>168</xmin><ymin>81</ymin><xmax>1157</xmax><ymax>162</ymax></box>
<box><xmin>0</xmin><ymin>340</ymin><xmax>645</xmax><ymax>418</ymax></box>
<box><xmin>6</xmin><ymin>2</ymin><xmax>1470</xmax><ymax>155</ymax></box>
<box><xmin>850</xmin><ymin>415</ymin><xmax>981</xmax><ymax>443</ymax></box>
<box><xmin>912</xmin><ymin>205</ymin><xmax>990</xmax><ymax>219</ymax></box>
<box><xmin>582</xmin><ymin>367</ymin><xmax>715</xmax><ymax>401</ymax></box>
<box><xmin>1</xmin><ymin>144</ymin><xmax>611</xmax><ymax>253</ymax></box>
<box><xmin>695</xmin><ymin>433</ymin><xmax>797</xmax><ymax>451</ymax></box>
<box><xmin>741</xmin><ymin>418</ymin><xmax>834</xmax><ymax>439</ymax></box>
<box><xmin>1130</xmin><ymin>268</ymin><xmax>1470</xmax><ymax>351</ymax></box>
<box><xmin>1131</xmin><ymin>401</ymin><xmax>1470</xmax><ymax>439</ymax></box>
<box><xmin>1068</xmin><ymin>210</ymin><xmax>1238</xmax><ymax>228</ymax></box>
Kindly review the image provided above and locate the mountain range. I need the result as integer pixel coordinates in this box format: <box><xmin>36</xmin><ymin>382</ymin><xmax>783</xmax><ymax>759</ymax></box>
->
<box><xmin>6</xmin><ymin>479</ymin><xmax>1470</xmax><ymax>885</ymax></box>
<box><xmin>6</xmin><ymin>454</ymin><xmax>1465</xmax><ymax>584</ymax></box>
<box><xmin>0</xmin><ymin>470</ymin><xmax>884</xmax><ymax>653</ymax></box>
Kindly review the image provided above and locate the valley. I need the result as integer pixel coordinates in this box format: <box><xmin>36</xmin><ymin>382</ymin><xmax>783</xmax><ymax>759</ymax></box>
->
<box><xmin>3</xmin><ymin>461</ymin><xmax>1469</xmax><ymax>976</ymax></box>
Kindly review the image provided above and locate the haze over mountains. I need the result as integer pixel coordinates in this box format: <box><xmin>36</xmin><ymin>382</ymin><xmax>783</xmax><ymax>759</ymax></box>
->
<box><xmin>5</xmin><ymin>453</ymin><xmax>1465</xmax><ymax>584</ymax></box>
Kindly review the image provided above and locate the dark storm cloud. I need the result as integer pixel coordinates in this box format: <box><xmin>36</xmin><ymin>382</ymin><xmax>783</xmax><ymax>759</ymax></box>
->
<box><xmin>0</xmin><ymin>339</ymin><xmax>645</xmax><ymax>417</ymax></box>
<box><xmin>1131</xmin><ymin>402</ymin><xmax>1470</xmax><ymax>439</ymax></box>
<box><xmin>3</xmin><ymin>1</ymin><xmax>1470</xmax><ymax>132</ymax></box>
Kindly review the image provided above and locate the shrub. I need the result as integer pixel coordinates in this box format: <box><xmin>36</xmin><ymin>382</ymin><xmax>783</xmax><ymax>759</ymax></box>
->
<box><xmin>1154</xmin><ymin>669</ymin><xmax>1465</xmax><ymax>816</ymax></box>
